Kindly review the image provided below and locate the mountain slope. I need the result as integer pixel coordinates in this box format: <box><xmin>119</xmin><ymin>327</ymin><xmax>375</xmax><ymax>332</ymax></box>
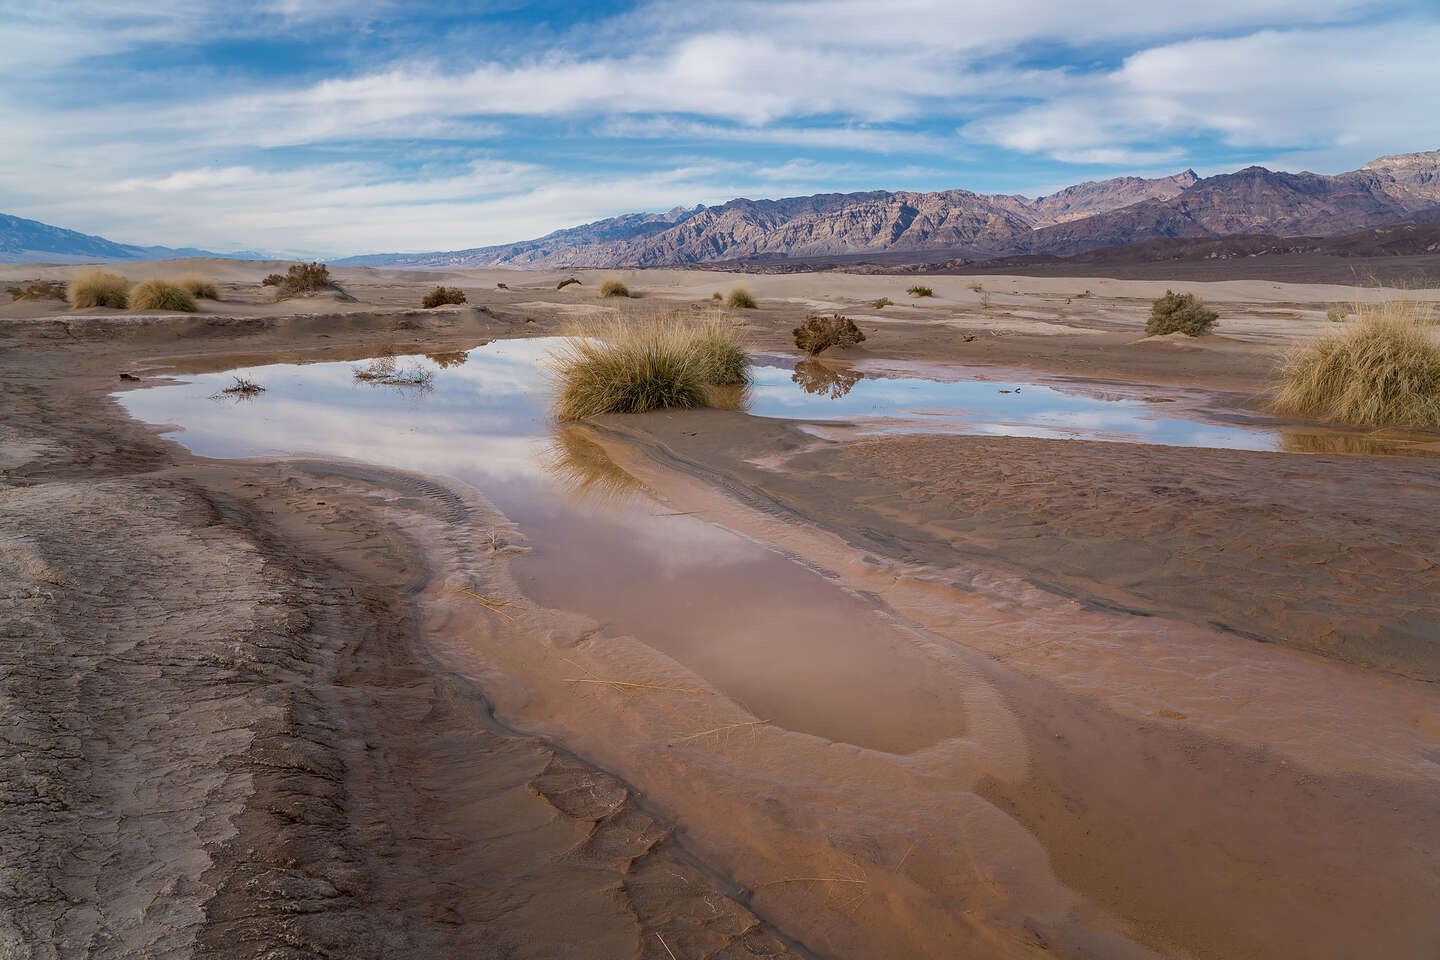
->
<box><xmin>0</xmin><ymin>212</ymin><xmax>255</xmax><ymax>264</ymax></box>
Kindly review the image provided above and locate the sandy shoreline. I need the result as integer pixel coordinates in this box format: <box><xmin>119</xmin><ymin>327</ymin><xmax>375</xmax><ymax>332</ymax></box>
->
<box><xmin>3</xmin><ymin>262</ymin><xmax>1438</xmax><ymax>958</ymax></box>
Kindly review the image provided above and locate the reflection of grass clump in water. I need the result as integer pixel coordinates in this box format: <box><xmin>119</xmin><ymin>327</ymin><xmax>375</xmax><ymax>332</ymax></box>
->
<box><xmin>129</xmin><ymin>279</ymin><xmax>197</xmax><ymax>312</ymax></box>
<box><xmin>1146</xmin><ymin>290</ymin><xmax>1218</xmax><ymax>336</ymax></box>
<box><xmin>422</xmin><ymin>285</ymin><xmax>467</xmax><ymax>308</ymax></box>
<box><xmin>68</xmin><ymin>269</ymin><xmax>130</xmax><ymax>308</ymax></box>
<box><xmin>791</xmin><ymin>359</ymin><xmax>863</xmax><ymax>399</ymax></box>
<box><xmin>425</xmin><ymin>350</ymin><xmax>469</xmax><ymax>368</ymax></box>
<box><xmin>725</xmin><ymin>286</ymin><xmax>757</xmax><ymax>309</ymax></box>
<box><xmin>600</xmin><ymin>279</ymin><xmax>632</xmax><ymax>298</ymax></box>
<box><xmin>793</xmin><ymin>313</ymin><xmax>866</xmax><ymax>356</ymax></box>
<box><xmin>353</xmin><ymin>354</ymin><xmax>436</xmax><ymax>394</ymax></box>
<box><xmin>547</xmin><ymin>314</ymin><xmax>750</xmax><ymax>420</ymax></box>
<box><xmin>1273</xmin><ymin>300</ymin><xmax>1440</xmax><ymax>427</ymax></box>
<box><xmin>542</xmin><ymin>424</ymin><xmax>647</xmax><ymax>508</ymax></box>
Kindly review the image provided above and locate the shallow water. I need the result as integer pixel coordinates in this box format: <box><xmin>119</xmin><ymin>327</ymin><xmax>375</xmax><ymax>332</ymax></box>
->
<box><xmin>750</xmin><ymin>354</ymin><xmax>1439</xmax><ymax>455</ymax></box>
<box><xmin>118</xmin><ymin>340</ymin><xmax>973</xmax><ymax>754</ymax></box>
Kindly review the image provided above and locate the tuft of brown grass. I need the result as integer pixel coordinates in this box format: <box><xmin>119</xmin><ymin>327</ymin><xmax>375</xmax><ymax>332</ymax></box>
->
<box><xmin>265</xmin><ymin>261</ymin><xmax>332</xmax><ymax>297</ymax></box>
<box><xmin>1146</xmin><ymin>290</ymin><xmax>1217</xmax><ymax>336</ymax></box>
<box><xmin>176</xmin><ymin>274</ymin><xmax>219</xmax><ymax>299</ymax></box>
<box><xmin>422</xmin><ymin>285</ymin><xmax>467</xmax><ymax>308</ymax></box>
<box><xmin>907</xmin><ymin>285</ymin><xmax>934</xmax><ymax>298</ymax></box>
<box><xmin>600</xmin><ymin>279</ymin><xmax>632</xmax><ymax>298</ymax></box>
<box><xmin>968</xmin><ymin>281</ymin><xmax>983</xmax><ymax>293</ymax></box>
<box><xmin>872</xmin><ymin>297</ymin><xmax>892</xmax><ymax>309</ymax></box>
<box><xmin>68</xmin><ymin>269</ymin><xmax>129</xmax><ymax>308</ymax></box>
<box><xmin>725</xmin><ymin>286</ymin><xmax>757</xmax><ymax>309</ymax></box>
<box><xmin>8</xmin><ymin>281</ymin><xmax>67</xmax><ymax>301</ymax></box>
<box><xmin>1325</xmin><ymin>304</ymin><xmax>1350</xmax><ymax>323</ymax></box>
<box><xmin>129</xmin><ymin>278</ymin><xmax>198</xmax><ymax>312</ymax></box>
<box><xmin>1273</xmin><ymin>299</ymin><xmax>1440</xmax><ymax>427</ymax></box>
<box><xmin>547</xmin><ymin>313</ymin><xmax>750</xmax><ymax>421</ymax></box>
<box><xmin>793</xmin><ymin>313</ymin><xmax>866</xmax><ymax>356</ymax></box>
<box><xmin>557</xmin><ymin>276</ymin><xmax>581</xmax><ymax>290</ymax></box>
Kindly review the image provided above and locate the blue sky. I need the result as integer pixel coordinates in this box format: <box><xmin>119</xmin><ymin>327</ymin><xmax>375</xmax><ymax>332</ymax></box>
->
<box><xmin>1</xmin><ymin>0</ymin><xmax>1437</xmax><ymax>257</ymax></box>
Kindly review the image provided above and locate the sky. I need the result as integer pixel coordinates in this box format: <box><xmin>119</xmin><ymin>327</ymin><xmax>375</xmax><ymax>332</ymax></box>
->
<box><xmin>1</xmin><ymin>0</ymin><xmax>1437</xmax><ymax>258</ymax></box>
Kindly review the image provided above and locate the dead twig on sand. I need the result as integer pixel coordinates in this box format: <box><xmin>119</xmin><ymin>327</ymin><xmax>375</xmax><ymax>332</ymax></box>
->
<box><xmin>671</xmin><ymin>719</ymin><xmax>769</xmax><ymax>744</ymax></box>
<box><xmin>458</xmin><ymin>587</ymin><xmax>520</xmax><ymax>621</ymax></box>
<box><xmin>656</xmin><ymin>933</ymin><xmax>679</xmax><ymax>960</ymax></box>
<box><xmin>560</xmin><ymin>658</ymin><xmax>708</xmax><ymax>697</ymax></box>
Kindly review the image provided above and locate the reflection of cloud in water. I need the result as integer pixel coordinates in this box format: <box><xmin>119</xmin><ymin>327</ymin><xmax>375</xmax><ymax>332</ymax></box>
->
<box><xmin>791</xmin><ymin>360</ymin><xmax>863</xmax><ymax>399</ymax></box>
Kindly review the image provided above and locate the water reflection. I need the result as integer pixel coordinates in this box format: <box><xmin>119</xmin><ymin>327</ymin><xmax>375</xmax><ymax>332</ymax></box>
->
<box><xmin>352</xmin><ymin>354</ymin><xmax>436</xmax><ymax>397</ymax></box>
<box><xmin>426</xmin><ymin>350</ymin><xmax>470</xmax><ymax>369</ymax></box>
<box><xmin>791</xmin><ymin>360</ymin><xmax>863</xmax><ymax>399</ymax></box>
<box><xmin>1279</xmin><ymin>432</ymin><xmax>1440</xmax><ymax>458</ymax></box>
<box><xmin>542</xmin><ymin>424</ymin><xmax>648</xmax><ymax>509</ymax></box>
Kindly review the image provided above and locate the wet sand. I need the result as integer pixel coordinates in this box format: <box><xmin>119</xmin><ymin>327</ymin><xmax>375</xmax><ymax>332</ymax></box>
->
<box><xmin>2</xmin><ymin>261</ymin><xmax>1438</xmax><ymax>958</ymax></box>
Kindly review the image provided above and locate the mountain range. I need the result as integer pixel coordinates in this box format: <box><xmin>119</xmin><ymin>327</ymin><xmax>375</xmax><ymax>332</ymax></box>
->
<box><xmin>5</xmin><ymin>150</ymin><xmax>1438</xmax><ymax>269</ymax></box>
<box><xmin>0</xmin><ymin>213</ymin><xmax>273</xmax><ymax>264</ymax></box>
<box><xmin>335</xmin><ymin>150</ymin><xmax>1440</xmax><ymax>269</ymax></box>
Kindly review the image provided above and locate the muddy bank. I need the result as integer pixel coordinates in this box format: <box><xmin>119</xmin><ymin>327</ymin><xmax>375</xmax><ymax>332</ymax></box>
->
<box><xmin>0</xmin><ymin>313</ymin><xmax>801</xmax><ymax>959</ymax></box>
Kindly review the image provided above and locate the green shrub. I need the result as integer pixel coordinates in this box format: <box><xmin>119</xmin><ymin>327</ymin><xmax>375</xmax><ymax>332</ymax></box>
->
<box><xmin>128</xmin><ymin>279</ymin><xmax>197</xmax><ymax>312</ymax></box>
<box><xmin>793</xmin><ymin>314</ymin><xmax>866</xmax><ymax>356</ymax></box>
<box><xmin>177</xmin><ymin>274</ymin><xmax>219</xmax><ymax>299</ymax></box>
<box><xmin>1146</xmin><ymin>290</ymin><xmax>1218</xmax><ymax>336</ymax></box>
<box><xmin>68</xmin><ymin>269</ymin><xmax>129</xmax><ymax>308</ymax></box>
<box><xmin>547</xmin><ymin>314</ymin><xmax>750</xmax><ymax>420</ymax></box>
<box><xmin>600</xmin><ymin>279</ymin><xmax>632</xmax><ymax>298</ymax></box>
<box><xmin>1273</xmin><ymin>300</ymin><xmax>1440</xmax><ymax>427</ymax></box>
<box><xmin>908</xmin><ymin>285</ymin><xmax>934</xmax><ymax>297</ymax></box>
<box><xmin>725</xmin><ymin>286</ymin><xmax>757</xmax><ymax>309</ymax></box>
<box><xmin>422</xmin><ymin>285</ymin><xmax>467</xmax><ymax>308</ymax></box>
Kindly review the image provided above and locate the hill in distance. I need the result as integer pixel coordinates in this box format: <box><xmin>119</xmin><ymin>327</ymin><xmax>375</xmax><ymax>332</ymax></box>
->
<box><xmin>336</xmin><ymin>149</ymin><xmax>1440</xmax><ymax>270</ymax></box>
<box><xmin>0</xmin><ymin>212</ymin><xmax>277</xmax><ymax>264</ymax></box>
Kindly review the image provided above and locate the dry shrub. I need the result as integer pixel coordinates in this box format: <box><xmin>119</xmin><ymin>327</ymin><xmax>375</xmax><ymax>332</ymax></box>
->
<box><xmin>1146</xmin><ymin>290</ymin><xmax>1218</xmax><ymax>336</ymax></box>
<box><xmin>968</xmin><ymin>281</ymin><xmax>983</xmax><ymax>293</ymax></box>
<box><xmin>872</xmin><ymin>297</ymin><xmax>892</xmax><ymax>309</ymax></box>
<box><xmin>422</xmin><ymin>285</ymin><xmax>467</xmax><ymax>308</ymax></box>
<box><xmin>1326</xmin><ymin>304</ymin><xmax>1350</xmax><ymax>323</ymax></box>
<box><xmin>711</xmin><ymin>291</ymin><xmax>723</xmax><ymax>301</ymax></box>
<box><xmin>68</xmin><ymin>269</ymin><xmax>129</xmax><ymax>308</ymax></box>
<box><xmin>557</xmin><ymin>276</ymin><xmax>581</xmax><ymax>290</ymax></box>
<box><xmin>725</xmin><ymin>286</ymin><xmax>757</xmax><ymax>309</ymax></box>
<box><xmin>547</xmin><ymin>314</ymin><xmax>749</xmax><ymax>420</ymax></box>
<box><xmin>177</xmin><ymin>274</ymin><xmax>219</xmax><ymax>299</ymax></box>
<box><xmin>600</xmin><ymin>279</ymin><xmax>632</xmax><ymax>298</ymax></box>
<box><xmin>129</xmin><ymin>279</ymin><xmax>197</xmax><ymax>312</ymax></box>
<box><xmin>907</xmin><ymin>285</ymin><xmax>933</xmax><ymax>297</ymax></box>
<box><xmin>267</xmin><ymin>261</ymin><xmax>332</xmax><ymax>297</ymax></box>
<box><xmin>1273</xmin><ymin>300</ymin><xmax>1440</xmax><ymax>427</ymax></box>
<box><xmin>8</xmin><ymin>281</ymin><xmax>66</xmax><ymax>301</ymax></box>
<box><xmin>793</xmin><ymin>313</ymin><xmax>866</xmax><ymax>356</ymax></box>
<box><xmin>496</xmin><ymin>282</ymin><xmax>509</xmax><ymax>289</ymax></box>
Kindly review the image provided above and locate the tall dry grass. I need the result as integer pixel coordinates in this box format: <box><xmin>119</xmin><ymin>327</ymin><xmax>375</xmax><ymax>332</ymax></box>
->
<box><xmin>128</xmin><ymin>279</ymin><xmax>197</xmax><ymax>312</ymax></box>
<box><xmin>67</xmin><ymin>269</ymin><xmax>129</xmax><ymax>308</ymax></box>
<box><xmin>1273</xmin><ymin>299</ymin><xmax>1440</xmax><ymax>427</ymax></box>
<box><xmin>547</xmin><ymin>313</ymin><xmax>750</xmax><ymax>420</ymax></box>
<box><xmin>177</xmin><ymin>274</ymin><xmax>219</xmax><ymax>299</ymax></box>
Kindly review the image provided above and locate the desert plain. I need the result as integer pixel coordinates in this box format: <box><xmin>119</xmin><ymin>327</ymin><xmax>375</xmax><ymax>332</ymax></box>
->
<box><xmin>2</xmin><ymin>260</ymin><xmax>1439</xmax><ymax>960</ymax></box>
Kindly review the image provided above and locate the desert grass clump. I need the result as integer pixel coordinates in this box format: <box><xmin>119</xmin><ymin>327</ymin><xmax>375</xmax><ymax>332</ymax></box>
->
<box><xmin>547</xmin><ymin>315</ymin><xmax>750</xmax><ymax>421</ymax></box>
<box><xmin>129</xmin><ymin>278</ymin><xmax>197</xmax><ymax>312</ymax></box>
<box><xmin>1273</xmin><ymin>300</ymin><xmax>1440</xmax><ymax>428</ymax></box>
<box><xmin>793</xmin><ymin>313</ymin><xmax>866</xmax><ymax>356</ymax></box>
<box><xmin>1326</xmin><ymin>304</ymin><xmax>1350</xmax><ymax>323</ymax></box>
<box><xmin>600</xmin><ymin>279</ymin><xmax>632</xmax><ymax>298</ymax></box>
<box><xmin>67</xmin><ymin>269</ymin><xmax>129</xmax><ymax>308</ymax></box>
<box><xmin>266</xmin><ymin>261</ymin><xmax>332</xmax><ymax>297</ymax></box>
<box><xmin>177</xmin><ymin>274</ymin><xmax>219</xmax><ymax>299</ymax></box>
<box><xmin>908</xmin><ymin>285</ymin><xmax>933</xmax><ymax>298</ymax></box>
<box><xmin>1146</xmin><ymin>290</ymin><xmax>1218</xmax><ymax>336</ymax></box>
<box><xmin>711</xmin><ymin>290</ymin><xmax>723</xmax><ymax>301</ymax></box>
<box><xmin>8</xmin><ymin>281</ymin><xmax>67</xmax><ymax>301</ymax></box>
<box><xmin>422</xmin><ymin>285</ymin><xmax>467</xmax><ymax>308</ymax></box>
<box><xmin>557</xmin><ymin>276</ymin><xmax>581</xmax><ymax>290</ymax></box>
<box><xmin>872</xmin><ymin>297</ymin><xmax>892</xmax><ymax>309</ymax></box>
<box><xmin>725</xmin><ymin>286</ymin><xmax>757</xmax><ymax>309</ymax></box>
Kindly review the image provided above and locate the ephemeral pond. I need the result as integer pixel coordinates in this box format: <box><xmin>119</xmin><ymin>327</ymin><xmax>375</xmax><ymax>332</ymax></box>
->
<box><xmin>117</xmin><ymin>338</ymin><xmax>1440</xmax><ymax>959</ymax></box>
